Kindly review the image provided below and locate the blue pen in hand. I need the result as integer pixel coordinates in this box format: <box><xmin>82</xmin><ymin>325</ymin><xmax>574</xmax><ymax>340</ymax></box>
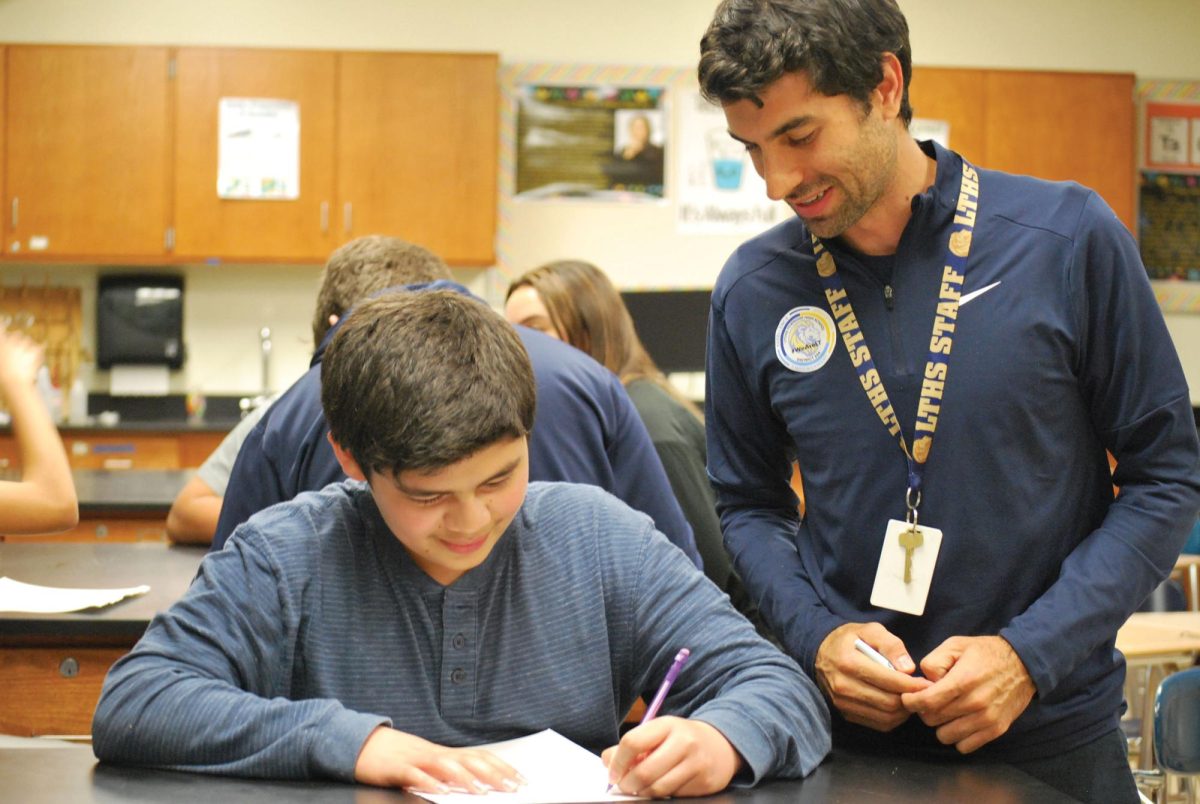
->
<box><xmin>607</xmin><ymin>647</ymin><xmax>691</xmax><ymax>794</ymax></box>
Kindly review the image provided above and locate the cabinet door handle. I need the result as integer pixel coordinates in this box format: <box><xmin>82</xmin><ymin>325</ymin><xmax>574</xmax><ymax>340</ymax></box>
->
<box><xmin>10</xmin><ymin>197</ymin><xmax>18</xmax><ymax>229</ymax></box>
<box><xmin>343</xmin><ymin>202</ymin><xmax>353</xmax><ymax>235</ymax></box>
<box><xmin>320</xmin><ymin>201</ymin><xmax>330</xmax><ymax>233</ymax></box>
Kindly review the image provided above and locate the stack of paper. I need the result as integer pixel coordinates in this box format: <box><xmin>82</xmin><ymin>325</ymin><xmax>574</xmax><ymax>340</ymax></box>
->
<box><xmin>0</xmin><ymin>577</ymin><xmax>150</xmax><ymax>613</ymax></box>
<box><xmin>416</xmin><ymin>729</ymin><xmax>647</xmax><ymax>804</ymax></box>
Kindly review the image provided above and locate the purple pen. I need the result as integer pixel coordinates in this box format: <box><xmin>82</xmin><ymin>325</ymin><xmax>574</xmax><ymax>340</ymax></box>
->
<box><xmin>642</xmin><ymin>648</ymin><xmax>691</xmax><ymax>722</ymax></box>
<box><xmin>608</xmin><ymin>648</ymin><xmax>691</xmax><ymax>794</ymax></box>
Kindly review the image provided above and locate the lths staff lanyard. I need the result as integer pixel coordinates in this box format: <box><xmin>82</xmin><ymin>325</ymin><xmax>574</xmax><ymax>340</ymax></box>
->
<box><xmin>811</xmin><ymin>160</ymin><xmax>979</xmax><ymax>528</ymax></box>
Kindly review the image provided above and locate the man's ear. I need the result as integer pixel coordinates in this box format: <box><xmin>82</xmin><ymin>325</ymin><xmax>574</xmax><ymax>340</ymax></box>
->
<box><xmin>873</xmin><ymin>52</ymin><xmax>905</xmax><ymax>122</ymax></box>
<box><xmin>327</xmin><ymin>431</ymin><xmax>367</xmax><ymax>481</ymax></box>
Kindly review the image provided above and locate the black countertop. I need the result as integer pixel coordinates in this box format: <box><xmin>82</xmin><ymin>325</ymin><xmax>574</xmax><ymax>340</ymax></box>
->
<box><xmin>0</xmin><ymin>469</ymin><xmax>193</xmax><ymax>514</ymax></box>
<box><xmin>56</xmin><ymin>420</ymin><xmax>239</xmax><ymax>434</ymax></box>
<box><xmin>0</xmin><ymin>541</ymin><xmax>206</xmax><ymax>644</ymax></box>
<box><xmin>0</xmin><ymin>741</ymin><xmax>1077</xmax><ymax>803</ymax></box>
<box><xmin>73</xmin><ymin>469</ymin><xmax>194</xmax><ymax>513</ymax></box>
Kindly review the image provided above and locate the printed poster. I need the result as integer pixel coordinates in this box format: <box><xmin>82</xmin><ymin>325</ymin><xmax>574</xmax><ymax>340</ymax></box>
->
<box><xmin>217</xmin><ymin>98</ymin><xmax>301</xmax><ymax>200</ymax></box>
<box><xmin>1143</xmin><ymin>101</ymin><xmax>1200</xmax><ymax>171</ymax></box>
<box><xmin>910</xmin><ymin>117</ymin><xmax>951</xmax><ymax>148</ymax></box>
<box><xmin>515</xmin><ymin>85</ymin><xmax>667</xmax><ymax>202</ymax></box>
<box><xmin>675</xmin><ymin>90</ymin><xmax>785</xmax><ymax>234</ymax></box>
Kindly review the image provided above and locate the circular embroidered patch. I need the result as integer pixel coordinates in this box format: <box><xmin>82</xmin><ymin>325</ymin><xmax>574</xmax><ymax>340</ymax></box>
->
<box><xmin>775</xmin><ymin>306</ymin><xmax>836</xmax><ymax>373</ymax></box>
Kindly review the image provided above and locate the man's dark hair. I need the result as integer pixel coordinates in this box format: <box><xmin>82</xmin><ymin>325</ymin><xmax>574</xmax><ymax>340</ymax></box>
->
<box><xmin>322</xmin><ymin>290</ymin><xmax>536</xmax><ymax>478</ymax></box>
<box><xmin>312</xmin><ymin>235</ymin><xmax>452</xmax><ymax>346</ymax></box>
<box><xmin>698</xmin><ymin>0</ymin><xmax>913</xmax><ymax>125</ymax></box>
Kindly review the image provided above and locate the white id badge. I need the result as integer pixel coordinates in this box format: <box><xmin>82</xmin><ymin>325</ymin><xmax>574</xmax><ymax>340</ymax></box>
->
<box><xmin>869</xmin><ymin>518</ymin><xmax>943</xmax><ymax>616</ymax></box>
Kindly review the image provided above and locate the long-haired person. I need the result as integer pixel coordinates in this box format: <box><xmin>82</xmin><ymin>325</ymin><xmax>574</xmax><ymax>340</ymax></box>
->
<box><xmin>506</xmin><ymin>261</ymin><xmax>739</xmax><ymax>600</ymax></box>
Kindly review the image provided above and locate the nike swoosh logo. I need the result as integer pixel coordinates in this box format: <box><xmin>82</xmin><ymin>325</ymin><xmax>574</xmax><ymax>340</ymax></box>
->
<box><xmin>958</xmin><ymin>281</ymin><xmax>1001</xmax><ymax>306</ymax></box>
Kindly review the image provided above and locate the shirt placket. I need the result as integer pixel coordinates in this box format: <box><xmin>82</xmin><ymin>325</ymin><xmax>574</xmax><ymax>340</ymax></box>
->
<box><xmin>439</xmin><ymin>588</ymin><xmax>478</xmax><ymax>718</ymax></box>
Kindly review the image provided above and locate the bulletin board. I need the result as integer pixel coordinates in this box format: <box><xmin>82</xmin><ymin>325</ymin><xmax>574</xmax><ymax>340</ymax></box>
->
<box><xmin>493</xmin><ymin>63</ymin><xmax>786</xmax><ymax>295</ymax></box>
<box><xmin>1137</xmin><ymin>80</ymin><xmax>1200</xmax><ymax>313</ymax></box>
<box><xmin>0</xmin><ymin>281</ymin><xmax>84</xmax><ymax>397</ymax></box>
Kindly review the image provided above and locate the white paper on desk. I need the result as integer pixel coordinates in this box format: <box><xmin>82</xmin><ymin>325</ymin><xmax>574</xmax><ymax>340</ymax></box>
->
<box><xmin>0</xmin><ymin>577</ymin><xmax>150</xmax><ymax>613</ymax></box>
<box><xmin>415</xmin><ymin>729</ymin><xmax>646</xmax><ymax>804</ymax></box>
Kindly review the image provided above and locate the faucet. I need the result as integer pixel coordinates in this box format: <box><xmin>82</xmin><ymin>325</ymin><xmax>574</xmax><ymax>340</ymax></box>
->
<box><xmin>238</xmin><ymin>327</ymin><xmax>274</xmax><ymax>418</ymax></box>
<box><xmin>259</xmin><ymin>326</ymin><xmax>272</xmax><ymax>395</ymax></box>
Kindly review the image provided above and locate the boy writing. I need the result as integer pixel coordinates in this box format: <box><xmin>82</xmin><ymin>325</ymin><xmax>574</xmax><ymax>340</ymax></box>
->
<box><xmin>92</xmin><ymin>290</ymin><xmax>830</xmax><ymax>797</ymax></box>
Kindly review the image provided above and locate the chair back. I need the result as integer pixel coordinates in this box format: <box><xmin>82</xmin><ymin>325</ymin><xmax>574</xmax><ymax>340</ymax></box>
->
<box><xmin>1140</xmin><ymin>578</ymin><xmax>1188</xmax><ymax>613</ymax></box>
<box><xmin>1154</xmin><ymin>666</ymin><xmax>1200</xmax><ymax>774</ymax></box>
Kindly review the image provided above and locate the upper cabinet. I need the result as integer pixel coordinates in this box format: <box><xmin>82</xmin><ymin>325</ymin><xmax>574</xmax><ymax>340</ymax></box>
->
<box><xmin>173</xmin><ymin>48</ymin><xmax>338</xmax><ymax>262</ymax></box>
<box><xmin>337</xmin><ymin>52</ymin><xmax>498</xmax><ymax>266</ymax></box>
<box><xmin>910</xmin><ymin>67</ymin><xmax>1135</xmax><ymax>231</ymax></box>
<box><xmin>4</xmin><ymin>46</ymin><xmax>172</xmax><ymax>259</ymax></box>
<box><xmin>1</xmin><ymin>44</ymin><xmax>499</xmax><ymax>266</ymax></box>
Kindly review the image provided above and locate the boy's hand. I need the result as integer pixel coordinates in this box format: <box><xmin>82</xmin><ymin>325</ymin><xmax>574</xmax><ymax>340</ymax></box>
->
<box><xmin>602</xmin><ymin>716</ymin><xmax>741</xmax><ymax>797</ymax></box>
<box><xmin>354</xmin><ymin>726</ymin><xmax>525</xmax><ymax>793</ymax></box>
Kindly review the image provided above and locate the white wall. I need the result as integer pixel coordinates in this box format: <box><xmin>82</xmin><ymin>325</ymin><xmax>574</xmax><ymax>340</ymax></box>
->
<box><xmin>3</xmin><ymin>0</ymin><xmax>1200</xmax><ymax>399</ymax></box>
<box><xmin>3</xmin><ymin>0</ymin><xmax>1198</xmax><ymax>75</ymax></box>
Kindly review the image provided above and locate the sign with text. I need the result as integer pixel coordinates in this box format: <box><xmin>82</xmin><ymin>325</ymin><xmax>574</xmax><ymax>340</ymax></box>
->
<box><xmin>675</xmin><ymin>89</ymin><xmax>786</xmax><ymax>235</ymax></box>
<box><xmin>1144</xmin><ymin>101</ymin><xmax>1200</xmax><ymax>172</ymax></box>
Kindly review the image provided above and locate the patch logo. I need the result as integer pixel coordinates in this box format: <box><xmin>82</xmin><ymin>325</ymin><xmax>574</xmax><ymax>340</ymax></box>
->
<box><xmin>775</xmin><ymin>306</ymin><xmax>836</xmax><ymax>373</ymax></box>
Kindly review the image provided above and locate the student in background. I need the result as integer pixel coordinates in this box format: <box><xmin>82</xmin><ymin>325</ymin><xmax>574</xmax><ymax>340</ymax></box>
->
<box><xmin>505</xmin><ymin>261</ymin><xmax>735</xmax><ymax>594</ymax></box>
<box><xmin>697</xmin><ymin>0</ymin><xmax>1200</xmax><ymax>800</ymax></box>
<box><xmin>165</xmin><ymin>395</ymin><xmax>277</xmax><ymax>545</ymax></box>
<box><xmin>212</xmin><ymin>235</ymin><xmax>699</xmax><ymax>568</ymax></box>
<box><xmin>93</xmin><ymin>291</ymin><xmax>831</xmax><ymax>796</ymax></box>
<box><xmin>0</xmin><ymin>324</ymin><xmax>78</xmax><ymax>534</ymax></box>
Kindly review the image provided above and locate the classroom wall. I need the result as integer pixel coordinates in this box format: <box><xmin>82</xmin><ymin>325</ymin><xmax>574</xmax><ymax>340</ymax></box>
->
<box><xmin>3</xmin><ymin>0</ymin><xmax>1200</xmax><ymax>400</ymax></box>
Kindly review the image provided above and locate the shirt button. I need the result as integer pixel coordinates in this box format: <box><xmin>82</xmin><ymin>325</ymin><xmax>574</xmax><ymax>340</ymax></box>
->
<box><xmin>452</xmin><ymin>633</ymin><xmax>466</xmax><ymax>650</ymax></box>
<box><xmin>450</xmin><ymin>668</ymin><xmax>467</xmax><ymax>684</ymax></box>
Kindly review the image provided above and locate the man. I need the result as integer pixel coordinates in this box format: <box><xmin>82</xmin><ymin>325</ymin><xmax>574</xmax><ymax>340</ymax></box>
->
<box><xmin>212</xmin><ymin>235</ymin><xmax>699</xmax><ymax>569</ymax></box>
<box><xmin>697</xmin><ymin>1</ymin><xmax>1200</xmax><ymax>800</ymax></box>
<box><xmin>93</xmin><ymin>291</ymin><xmax>831</xmax><ymax>796</ymax></box>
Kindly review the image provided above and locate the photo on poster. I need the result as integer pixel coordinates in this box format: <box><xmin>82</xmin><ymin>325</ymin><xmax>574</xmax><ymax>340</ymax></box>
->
<box><xmin>515</xmin><ymin>84</ymin><xmax>666</xmax><ymax>201</ymax></box>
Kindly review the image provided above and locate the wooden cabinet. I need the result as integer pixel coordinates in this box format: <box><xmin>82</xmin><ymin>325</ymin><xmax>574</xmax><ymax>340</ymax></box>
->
<box><xmin>62</xmin><ymin>430</ymin><xmax>224</xmax><ymax>471</ymax></box>
<box><xmin>3</xmin><ymin>45</ymin><xmax>172</xmax><ymax>259</ymax></box>
<box><xmin>0</xmin><ymin>44</ymin><xmax>498</xmax><ymax>266</ymax></box>
<box><xmin>0</xmin><ymin>646</ymin><xmax>127</xmax><ymax>736</ymax></box>
<box><xmin>0</xmin><ymin>46</ymin><xmax>5</xmax><ymax>244</ymax></box>
<box><xmin>173</xmin><ymin>48</ymin><xmax>338</xmax><ymax>262</ymax></box>
<box><xmin>0</xmin><ymin>542</ymin><xmax>204</xmax><ymax>735</ymax></box>
<box><xmin>910</xmin><ymin>67</ymin><xmax>1135</xmax><ymax>231</ymax></box>
<box><xmin>0</xmin><ymin>429</ymin><xmax>224</xmax><ymax>471</ymax></box>
<box><xmin>65</xmin><ymin>434</ymin><xmax>183</xmax><ymax>470</ymax></box>
<box><xmin>984</xmin><ymin>70</ymin><xmax>1134</xmax><ymax>230</ymax></box>
<box><xmin>172</xmin><ymin>49</ymin><xmax>499</xmax><ymax>266</ymax></box>
<box><xmin>337</xmin><ymin>52</ymin><xmax>498</xmax><ymax>265</ymax></box>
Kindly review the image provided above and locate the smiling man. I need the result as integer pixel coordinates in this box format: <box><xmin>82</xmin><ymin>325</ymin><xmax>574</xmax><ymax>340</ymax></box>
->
<box><xmin>92</xmin><ymin>290</ymin><xmax>830</xmax><ymax>797</ymax></box>
<box><xmin>697</xmin><ymin>1</ymin><xmax>1200</xmax><ymax>802</ymax></box>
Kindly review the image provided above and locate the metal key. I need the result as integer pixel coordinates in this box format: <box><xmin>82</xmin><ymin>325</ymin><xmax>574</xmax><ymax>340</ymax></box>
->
<box><xmin>899</xmin><ymin>526</ymin><xmax>923</xmax><ymax>583</ymax></box>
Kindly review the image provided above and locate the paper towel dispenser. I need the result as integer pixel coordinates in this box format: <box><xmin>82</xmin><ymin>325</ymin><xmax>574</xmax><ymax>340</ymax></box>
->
<box><xmin>96</xmin><ymin>274</ymin><xmax>185</xmax><ymax>369</ymax></box>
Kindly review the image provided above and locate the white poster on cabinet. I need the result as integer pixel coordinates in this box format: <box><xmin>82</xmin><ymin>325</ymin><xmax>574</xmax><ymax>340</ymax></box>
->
<box><xmin>910</xmin><ymin>117</ymin><xmax>951</xmax><ymax>148</ymax></box>
<box><xmin>217</xmin><ymin>98</ymin><xmax>301</xmax><ymax>200</ymax></box>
